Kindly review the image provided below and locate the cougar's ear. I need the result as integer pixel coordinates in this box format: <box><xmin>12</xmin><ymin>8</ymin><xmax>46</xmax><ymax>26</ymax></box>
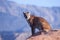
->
<box><xmin>23</xmin><ymin>12</ymin><xmax>25</xmax><ymax>14</ymax></box>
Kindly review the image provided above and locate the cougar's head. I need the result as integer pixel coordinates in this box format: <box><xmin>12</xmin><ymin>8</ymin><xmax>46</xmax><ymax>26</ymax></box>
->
<box><xmin>23</xmin><ymin>12</ymin><xmax>30</xmax><ymax>20</ymax></box>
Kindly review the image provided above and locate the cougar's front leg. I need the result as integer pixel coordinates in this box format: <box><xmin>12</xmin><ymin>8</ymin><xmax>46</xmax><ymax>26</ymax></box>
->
<box><xmin>31</xmin><ymin>27</ymin><xmax>35</xmax><ymax>36</ymax></box>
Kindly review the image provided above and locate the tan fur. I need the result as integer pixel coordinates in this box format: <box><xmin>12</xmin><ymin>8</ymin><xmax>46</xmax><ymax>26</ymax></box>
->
<box><xmin>29</xmin><ymin>15</ymin><xmax>51</xmax><ymax>31</ymax></box>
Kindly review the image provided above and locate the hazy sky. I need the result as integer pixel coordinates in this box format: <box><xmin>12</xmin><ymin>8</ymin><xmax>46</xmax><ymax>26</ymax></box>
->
<box><xmin>9</xmin><ymin>0</ymin><xmax>60</xmax><ymax>7</ymax></box>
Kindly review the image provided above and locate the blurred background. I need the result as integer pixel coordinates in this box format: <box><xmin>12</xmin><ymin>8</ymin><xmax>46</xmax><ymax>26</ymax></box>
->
<box><xmin>0</xmin><ymin>0</ymin><xmax>60</xmax><ymax>40</ymax></box>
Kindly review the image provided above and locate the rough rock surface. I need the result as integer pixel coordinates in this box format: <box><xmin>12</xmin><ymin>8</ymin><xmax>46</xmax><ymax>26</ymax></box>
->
<box><xmin>27</xmin><ymin>30</ymin><xmax>60</xmax><ymax>40</ymax></box>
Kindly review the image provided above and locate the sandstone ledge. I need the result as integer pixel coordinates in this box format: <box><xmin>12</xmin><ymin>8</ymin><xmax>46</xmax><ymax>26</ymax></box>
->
<box><xmin>27</xmin><ymin>30</ymin><xmax>60</xmax><ymax>40</ymax></box>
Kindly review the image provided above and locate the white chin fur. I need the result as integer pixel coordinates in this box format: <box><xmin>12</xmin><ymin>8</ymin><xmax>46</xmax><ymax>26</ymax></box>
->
<box><xmin>27</xmin><ymin>14</ymin><xmax>30</xmax><ymax>20</ymax></box>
